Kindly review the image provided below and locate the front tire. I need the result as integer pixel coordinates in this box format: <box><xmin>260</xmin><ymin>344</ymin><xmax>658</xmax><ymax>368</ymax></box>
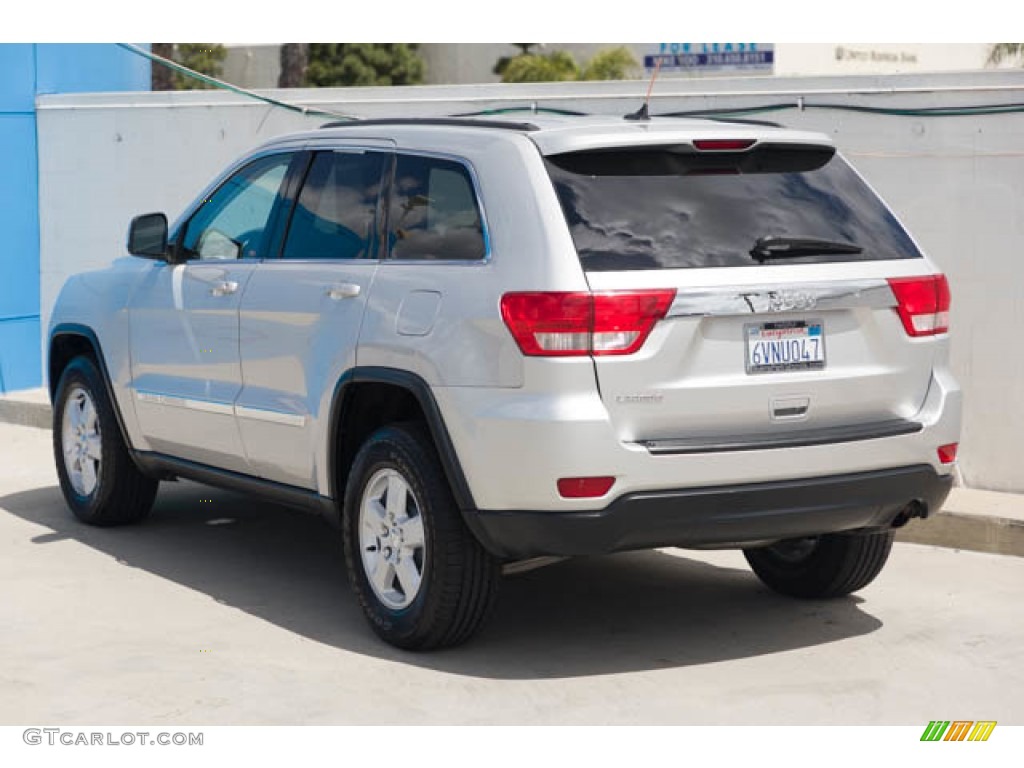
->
<box><xmin>52</xmin><ymin>355</ymin><xmax>158</xmax><ymax>526</ymax></box>
<box><xmin>743</xmin><ymin>530</ymin><xmax>895</xmax><ymax>598</ymax></box>
<box><xmin>343</xmin><ymin>424</ymin><xmax>500</xmax><ymax>650</ymax></box>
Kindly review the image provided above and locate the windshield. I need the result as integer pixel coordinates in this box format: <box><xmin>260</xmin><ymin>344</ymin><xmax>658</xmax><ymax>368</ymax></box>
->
<box><xmin>545</xmin><ymin>145</ymin><xmax>923</xmax><ymax>271</ymax></box>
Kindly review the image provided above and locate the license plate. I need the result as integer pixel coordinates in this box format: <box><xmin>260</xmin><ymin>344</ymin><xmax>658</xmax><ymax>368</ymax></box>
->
<box><xmin>745</xmin><ymin>320</ymin><xmax>825</xmax><ymax>374</ymax></box>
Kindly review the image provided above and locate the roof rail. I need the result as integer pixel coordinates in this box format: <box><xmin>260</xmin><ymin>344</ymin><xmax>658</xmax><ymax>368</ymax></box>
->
<box><xmin>319</xmin><ymin>117</ymin><xmax>540</xmax><ymax>132</ymax></box>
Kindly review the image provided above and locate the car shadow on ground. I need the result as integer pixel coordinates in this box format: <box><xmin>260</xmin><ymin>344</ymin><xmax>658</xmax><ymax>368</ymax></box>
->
<box><xmin>1</xmin><ymin>480</ymin><xmax>883</xmax><ymax>680</ymax></box>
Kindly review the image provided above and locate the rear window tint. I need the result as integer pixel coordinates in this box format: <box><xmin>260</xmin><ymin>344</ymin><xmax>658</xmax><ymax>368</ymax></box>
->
<box><xmin>545</xmin><ymin>145</ymin><xmax>922</xmax><ymax>271</ymax></box>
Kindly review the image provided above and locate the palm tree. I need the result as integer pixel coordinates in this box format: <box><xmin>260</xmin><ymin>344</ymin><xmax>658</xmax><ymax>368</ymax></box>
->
<box><xmin>279</xmin><ymin>44</ymin><xmax>309</xmax><ymax>88</ymax></box>
<box><xmin>988</xmin><ymin>43</ymin><xmax>1024</xmax><ymax>65</ymax></box>
<box><xmin>151</xmin><ymin>43</ymin><xmax>175</xmax><ymax>90</ymax></box>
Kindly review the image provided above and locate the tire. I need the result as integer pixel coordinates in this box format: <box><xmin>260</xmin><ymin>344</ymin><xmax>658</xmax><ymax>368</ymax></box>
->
<box><xmin>342</xmin><ymin>424</ymin><xmax>500</xmax><ymax>650</ymax></box>
<box><xmin>743</xmin><ymin>530</ymin><xmax>895</xmax><ymax>599</ymax></box>
<box><xmin>52</xmin><ymin>355</ymin><xmax>158</xmax><ymax>526</ymax></box>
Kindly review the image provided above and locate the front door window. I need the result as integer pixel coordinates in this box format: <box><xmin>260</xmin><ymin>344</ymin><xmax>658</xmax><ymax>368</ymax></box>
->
<box><xmin>181</xmin><ymin>154</ymin><xmax>294</xmax><ymax>261</ymax></box>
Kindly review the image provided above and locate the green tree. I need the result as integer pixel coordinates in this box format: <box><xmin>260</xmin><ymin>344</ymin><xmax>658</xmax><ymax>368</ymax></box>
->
<box><xmin>501</xmin><ymin>50</ymin><xmax>580</xmax><ymax>82</ymax></box>
<box><xmin>581</xmin><ymin>47</ymin><xmax>639</xmax><ymax>81</ymax></box>
<box><xmin>493</xmin><ymin>43</ymin><xmax>540</xmax><ymax>77</ymax></box>
<box><xmin>498</xmin><ymin>46</ymin><xmax>640</xmax><ymax>83</ymax></box>
<box><xmin>988</xmin><ymin>43</ymin><xmax>1024</xmax><ymax>65</ymax></box>
<box><xmin>150</xmin><ymin>44</ymin><xmax>226</xmax><ymax>90</ymax></box>
<box><xmin>173</xmin><ymin>44</ymin><xmax>227</xmax><ymax>89</ymax></box>
<box><xmin>305</xmin><ymin>44</ymin><xmax>424</xmax><ymax>87</ymax></box>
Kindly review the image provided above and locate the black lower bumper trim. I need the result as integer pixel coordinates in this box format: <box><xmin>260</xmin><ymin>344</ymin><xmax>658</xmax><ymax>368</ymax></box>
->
<box><xmin>471</xmin><ymin>465</ymin><xmax>952</xmax><ymax>560</ymax></box>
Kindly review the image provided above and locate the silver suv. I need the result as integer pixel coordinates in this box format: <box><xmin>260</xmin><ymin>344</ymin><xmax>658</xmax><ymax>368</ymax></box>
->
<box><xmin>48</xmin><ymin>115</ymin><xmax>961</xmax><ymax>649</ymax></box>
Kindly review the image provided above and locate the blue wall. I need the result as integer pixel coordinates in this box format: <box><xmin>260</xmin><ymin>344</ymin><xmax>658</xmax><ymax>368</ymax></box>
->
<box><xmin>36</xmin><ymin>44</ymin><xmax>152</xmax><ymax>95</ymax></box>
<box><xmin>0</xmin><ymin>44</ymin><xmax>149</xmax><ymax>392</ymax></box>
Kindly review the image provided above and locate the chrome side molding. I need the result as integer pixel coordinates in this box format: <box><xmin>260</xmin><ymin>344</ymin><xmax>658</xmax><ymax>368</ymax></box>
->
<box><xmin>135</xmin><ymin>390</ymin><xmax>306</xmax><ymax>427</ymax></box>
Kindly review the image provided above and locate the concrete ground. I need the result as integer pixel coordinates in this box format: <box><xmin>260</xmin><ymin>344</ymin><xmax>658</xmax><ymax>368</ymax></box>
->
<box><xmin>1</xmin><ymin>420</ymin><xmax>1022</xmax><ymax>725</ymax></box>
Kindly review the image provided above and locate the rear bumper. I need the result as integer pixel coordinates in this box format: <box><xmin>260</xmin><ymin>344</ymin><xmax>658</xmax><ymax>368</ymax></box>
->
<box><xmin>433</xmin><ymin>366</ymin><xmax>961</xmax><ymax>513</ymax></box>
<box><xmin>470</xmin><ymin>464</ymin><xmax>952</xmax><ymax>560</ymax></box>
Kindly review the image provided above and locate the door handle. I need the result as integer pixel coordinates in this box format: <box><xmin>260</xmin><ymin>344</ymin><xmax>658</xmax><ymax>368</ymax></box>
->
<box><xmin>210</xmin><ymin>280</ymin><xmax>239</xmax><ymax>297</ymax></box>
<box><xmin>327</xmin><ymin>283</ymin><xmax>361</xmax><ymax>300</ymax></box>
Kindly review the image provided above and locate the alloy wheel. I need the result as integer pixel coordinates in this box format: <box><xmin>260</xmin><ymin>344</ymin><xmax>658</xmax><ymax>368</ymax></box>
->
<box><xmin>358</xmin><ymin>468</ymin><xmax>427</xmax><ymax>610</ymax></box>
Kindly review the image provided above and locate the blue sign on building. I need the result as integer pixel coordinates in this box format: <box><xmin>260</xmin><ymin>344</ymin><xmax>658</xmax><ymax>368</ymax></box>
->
<box><xmin>0</xmin><ymin>44</ymin><xmax>149</xmax><ymax>393</ymax></box>
<box><xmin>644</xmin><ymin>43</ymin><xmax>775</xmax><ymax>72</ymax></box>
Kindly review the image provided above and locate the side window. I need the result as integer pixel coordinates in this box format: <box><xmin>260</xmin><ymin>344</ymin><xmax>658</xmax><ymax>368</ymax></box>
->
<box><xmin>389</xmin><ymin>154</ymin><xmax>486</xmax><ymax>261</ymax></box>
<box><xmin>180</xmin><ymin>154</ymin><xmax>293</xmax><ymax>261</ymax></box>
<box><xmin>282</xmin><ymin>150</ymin><xmax>387</xmax><ymax>260</ymax></box>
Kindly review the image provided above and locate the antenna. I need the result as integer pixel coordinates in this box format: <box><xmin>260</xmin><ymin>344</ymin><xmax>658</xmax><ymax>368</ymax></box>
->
<box><xmin>625</xmin><ymin>58</ymin><xmax>663</xmax><ymax>121</ymax></box>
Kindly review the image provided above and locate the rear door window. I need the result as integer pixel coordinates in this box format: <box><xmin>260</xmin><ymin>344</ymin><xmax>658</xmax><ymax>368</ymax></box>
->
<box><xmin>545</xmin><ymin>144</ymin><xmax>922</xmax><ymax>271</ymax></box>
<box><xmin>388</xmin><ymin>154</ymin><xmax>486</xmax><ymax>261</ymax></box>
<box><xmin>282</xmin><ymin>150</ymin><xmax>388</xmax><ymax>260</ymax></box>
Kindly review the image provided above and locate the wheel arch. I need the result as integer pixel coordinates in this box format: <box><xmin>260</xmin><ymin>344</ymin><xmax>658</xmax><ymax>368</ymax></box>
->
<box><xmin>326</xmin><ymin>367</ymin><xmax>484</xmax><ymax>537</ymax></box>
<box><xmin>48</xmin><ymin>324</ymin><xmax>137</xmax><ymax>460</ymax></box>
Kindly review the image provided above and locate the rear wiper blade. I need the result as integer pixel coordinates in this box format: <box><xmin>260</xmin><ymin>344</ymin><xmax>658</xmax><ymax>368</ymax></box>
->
<box><xmin>750</xmin><ymin>236</ymin><xmax>863</xmax><ymax>262</ymax></box>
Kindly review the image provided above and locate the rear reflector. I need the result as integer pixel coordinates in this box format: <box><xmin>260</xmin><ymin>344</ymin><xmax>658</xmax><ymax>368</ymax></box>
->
<box><xmin>500</xmin><ymin>289</ymin><xmax>676</xmax><ymax>357</ymax></box>
<box><xmin>693</xmin><ymin>139</ymin><xmax>756</xmax><ymax>151</ymax></box>
<box><xmin>887</xmin><ymin>275</ymin><xmax>951</xmax><ymax>337</ymax></box>
<box><xmin>937</xmin><ymin>443</ymin><xmax>958</xmax><ymax>464</ymax></box>
<box><xmin>557</xmin><ymin>476</ymin><xmax>615</xmax><ymax>498</ymax></box>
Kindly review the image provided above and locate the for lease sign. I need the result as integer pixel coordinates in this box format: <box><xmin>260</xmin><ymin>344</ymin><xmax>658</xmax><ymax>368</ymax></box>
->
<box><xmin>645</xmin><ymin>43</ymin><xmax>774</xmax><ymax>72</ymax></box>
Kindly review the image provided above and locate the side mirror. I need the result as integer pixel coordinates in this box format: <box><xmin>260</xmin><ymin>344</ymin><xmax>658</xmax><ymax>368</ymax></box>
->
<box><xmin>127</xmin><ymin>213</ymin><xmax>169</xmax><ymax>259</ymax></box>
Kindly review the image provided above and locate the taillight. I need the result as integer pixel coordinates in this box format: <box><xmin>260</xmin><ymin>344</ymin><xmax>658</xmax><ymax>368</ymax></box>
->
<box><xmin>693</xmin><ymin>139</ymin><xmax>756</xmax><ymax>151</ymax></box>
<box><xmin>592</xmin><ymin>290</ymin><xmax>677</xmax><ymax>354</ymax></box>
<box><xmin>886</xmin><ymin>275</ymin><xmax>951</xmax><ymax>337</ymax></box>
<box><xmin>499</xmin><ymin>292</ymin><xmax>592</xmax><ymax>357</ymax></box>
<box><xmin>500</xmin><ymin>290</ymin><xmax>676</xmax><ymax>357</ymax></box>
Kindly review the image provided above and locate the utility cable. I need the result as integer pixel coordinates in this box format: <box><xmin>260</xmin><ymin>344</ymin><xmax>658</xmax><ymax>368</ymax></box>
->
<box><xmin>117</xmin><ymin>44</ymin><xmax>1024</xmax><ymax>123</ymax></box>
<box><xmin>659</xmin><ymin>100</ymin><xmax>1024</xmax><ymax>119</ymax></box>
<box><xmin>115</xmin><ymin>43</ymin><xmax>359</xmax><ymax>121</ymax></box>
<box><xmin>459</xmin><ymin>99</ymin><xmax>1024</xmax><ymax>120</ymax></box>
<box><xmin>452</xmin><ymin>105</ymin><xmax>589</xmax><ymax>117</ymax></box>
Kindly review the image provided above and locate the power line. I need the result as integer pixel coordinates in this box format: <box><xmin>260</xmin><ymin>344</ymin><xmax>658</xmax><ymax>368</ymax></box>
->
<box><xmin>119</xmin><ymin>44</ymin><xmax>1024</xmax><ymax>123</ymax></box>
<box><xmin>659</xmin><ymin>100</ymin><xmax>1024</xmax><ymax>119</ymax></box>
<box><xmin>116</xmin><ymin>43</ymin><xmax>359</xmax><ymax>121</ymax></box>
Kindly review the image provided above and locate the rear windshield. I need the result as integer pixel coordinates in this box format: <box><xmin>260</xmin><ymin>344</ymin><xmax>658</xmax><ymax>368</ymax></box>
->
<box><xmin>545</xmin><ymin>144</ymin><xmax>922</xmax><ymax>271</ymax></box>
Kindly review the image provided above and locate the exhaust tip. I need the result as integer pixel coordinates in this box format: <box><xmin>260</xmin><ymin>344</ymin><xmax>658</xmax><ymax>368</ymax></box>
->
<box><xmin>891</xmin><ymin>500</ymin><xmax>928</xmax><ymax>529</ymax></box>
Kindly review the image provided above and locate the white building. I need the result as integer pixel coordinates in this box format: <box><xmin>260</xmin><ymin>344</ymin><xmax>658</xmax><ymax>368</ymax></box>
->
<box><xmin>223</xmin><ymin>43</ymin><xmax>1007</xmax><ymax>88</ymax></box>
<box><xmin>774</xmin><ymin>43</ymin><xmax>995</xmax><ymax>76</ymax></box>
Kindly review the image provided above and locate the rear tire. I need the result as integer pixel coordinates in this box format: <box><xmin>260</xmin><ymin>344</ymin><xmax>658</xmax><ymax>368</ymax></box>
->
<box><xmin>53</xmin><ymin>355</ymin><xmax>158</xmax><ymax>526</ymax></box>
<box><xmin>343</xmin><ymin>424</ymin><xmax>500</xmax><ymax>650</ymax></box>
<box><xmin>743</xmin><ymin>530</ymin><xmax>895</xmax><ymax>598</ymax></box>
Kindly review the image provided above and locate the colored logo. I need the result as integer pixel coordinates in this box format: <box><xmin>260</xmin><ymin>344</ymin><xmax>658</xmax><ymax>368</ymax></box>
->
<box><xmin>920</xmin><ymin>721</ymin><xmax>997</xmax><ymax>742</ymax></box>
